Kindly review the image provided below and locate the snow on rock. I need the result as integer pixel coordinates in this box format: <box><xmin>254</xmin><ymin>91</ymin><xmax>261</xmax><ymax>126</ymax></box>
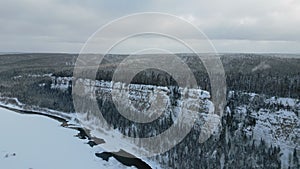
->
<box><xmin>265</xmin><ymin>96</ymin><xmax>298</xmax><ymax>107</ymax></box>
<box><xmin>51</xmin><ymin>76</ymin><xmax>73</xmax><ymax>91</ymax></box>
<box><xmin>231</xmin><ymin>92</ymin><xmax>300</xmax><ymax>168</ymax></box>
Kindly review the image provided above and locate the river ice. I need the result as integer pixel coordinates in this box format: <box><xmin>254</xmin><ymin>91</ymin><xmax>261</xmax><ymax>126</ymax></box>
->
<box><xmin>0</xmin><ymin>107</ymin><xmax>136</xmax><ymax>169</ymax></box>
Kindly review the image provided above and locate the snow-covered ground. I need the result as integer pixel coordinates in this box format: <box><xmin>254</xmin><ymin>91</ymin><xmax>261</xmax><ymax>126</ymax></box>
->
<box><xmin>0</xmin><ymin>107</ymin><xmax>136</xmax><ymax>169</ymax></box>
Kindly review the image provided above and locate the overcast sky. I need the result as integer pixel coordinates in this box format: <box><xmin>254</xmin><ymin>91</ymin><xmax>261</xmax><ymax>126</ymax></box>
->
<box><xmin>0</xmin><ymin>0</ymin><xmax>300</xmax><ymax>53</ymax></box>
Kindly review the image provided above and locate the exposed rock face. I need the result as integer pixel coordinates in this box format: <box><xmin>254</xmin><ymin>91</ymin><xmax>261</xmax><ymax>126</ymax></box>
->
<box><xmin>52</xmin><ymin>76</ymin><xmax>300</xmax><ymax>169</ymax></box>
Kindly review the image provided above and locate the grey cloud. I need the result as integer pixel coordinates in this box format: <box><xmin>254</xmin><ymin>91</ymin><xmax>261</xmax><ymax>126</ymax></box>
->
<box><xmin>0</xmin><ymin>0</ymin><xmax>299</xmax><ymax>53</ymax></box>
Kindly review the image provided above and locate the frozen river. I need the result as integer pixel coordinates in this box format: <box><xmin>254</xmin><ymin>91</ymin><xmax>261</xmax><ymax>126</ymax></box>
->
<box><xmin>0</xmin><ymin>107</ymin><xmax>136</xmax><ymax>169</ymax></box>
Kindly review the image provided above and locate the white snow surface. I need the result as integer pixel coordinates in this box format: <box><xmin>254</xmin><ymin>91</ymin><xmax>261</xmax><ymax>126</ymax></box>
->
<box><xmin>0</xmin><ymin>107</ymin><xmax>137</xmax><ymax>169</ymax></box>
<box><xmin>0</xmin><ymin>96</ymin><xmax>161</xmax><ymax>169</ymax></box>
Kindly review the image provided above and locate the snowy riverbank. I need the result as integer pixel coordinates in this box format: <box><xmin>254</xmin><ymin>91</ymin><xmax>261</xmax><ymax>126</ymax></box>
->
<box><xmin>0</xmin><ymin>107</ymin><xmax>140</xmax><ymax>169</ymax></box>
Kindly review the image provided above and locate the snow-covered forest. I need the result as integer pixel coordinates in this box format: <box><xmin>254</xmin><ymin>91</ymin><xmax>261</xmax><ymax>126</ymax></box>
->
<box><xmin>0</xmin><ymin>53</ymin><xmax>299</xmax><ymax>169</ymax></box>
